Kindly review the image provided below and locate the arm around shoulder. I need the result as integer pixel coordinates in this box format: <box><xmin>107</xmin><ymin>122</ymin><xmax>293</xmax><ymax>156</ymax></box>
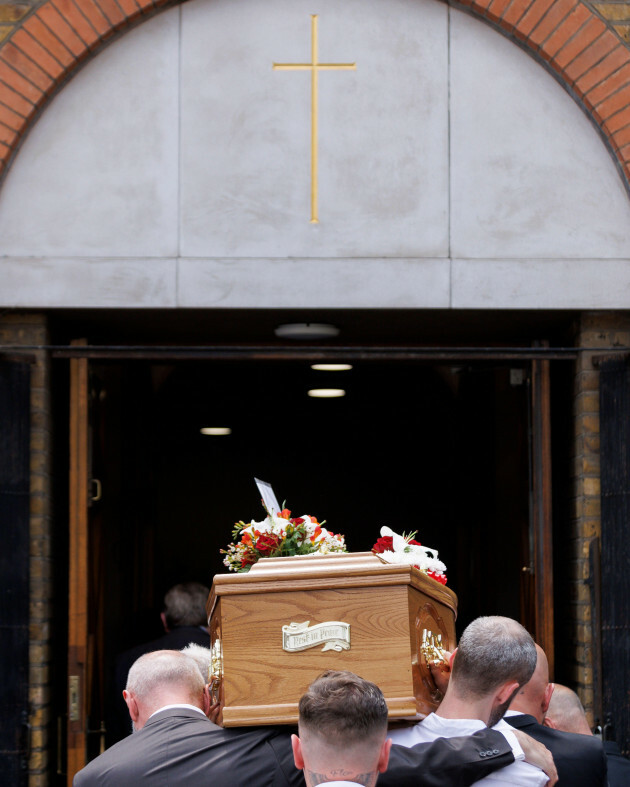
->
<box><xmin>380</xmin><ymin>728</ymin><xmax>514</xmax><ymax>787</ymax></box>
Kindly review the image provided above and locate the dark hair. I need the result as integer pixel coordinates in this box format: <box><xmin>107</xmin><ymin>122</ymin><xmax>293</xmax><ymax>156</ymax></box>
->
<box><xmin>299</xmin><ymin>670</ymin><xmax>388</xmax><ymax>744</ymax></box>
<box><xmin>452</xmin><ymin>616</ymin><xmax>537</xmax><ymax>697</ymax></box>
<box><xmin>163</xmin><ymin>582</ymin><xmax>209</xmax><ymax>628</ymax></box>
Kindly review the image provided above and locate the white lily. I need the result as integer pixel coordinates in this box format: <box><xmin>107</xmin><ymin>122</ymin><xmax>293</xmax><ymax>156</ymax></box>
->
<box><xmin>378</xmin><ymin>526</ymin><xmax>447</xmax><ymax>576</ymax></box>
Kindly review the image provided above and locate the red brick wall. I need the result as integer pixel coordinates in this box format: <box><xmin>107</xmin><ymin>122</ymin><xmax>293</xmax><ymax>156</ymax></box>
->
<box><xmin>2</xmin><ymin>0</ymin><xmax>630</xmax><ymax>190</ymax></box>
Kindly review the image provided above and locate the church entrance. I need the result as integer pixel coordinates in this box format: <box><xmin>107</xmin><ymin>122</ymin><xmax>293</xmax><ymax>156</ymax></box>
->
<box><xmin>63</xmin><ymin>338</ymin><xmax>561</xmax><ymax>780</ymax></box>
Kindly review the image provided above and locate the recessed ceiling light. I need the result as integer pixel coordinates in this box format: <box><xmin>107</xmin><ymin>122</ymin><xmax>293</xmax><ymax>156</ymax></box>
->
<box><xmin>200</xmin><ymin>427</ymin><xmax>232</xmax><ymax>436</ymax></box>
<box><xmin>275</xmin><ymin>323</ymin><xmax>340</xmax><ymax>340</ymax></box>
<box><xmin>311</xmin><ymin>363</ymin><xmax>353</xmax><ymax>372</ymax></box>
<box><xmin>307</xmin><ymin>388</ymin><xmax>346</xmax><ymax>398</ymax></box>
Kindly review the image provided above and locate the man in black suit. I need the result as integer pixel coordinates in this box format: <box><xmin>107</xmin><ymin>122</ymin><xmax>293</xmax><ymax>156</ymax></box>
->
<box><xmin>545</xmin><ymin>683</ymin><xmax>630</xmax><ymax>787</ymax></box>
<box><xmin>112</xmin><ymin>582</ymin><xmax>210</xmax><ymax>741</ymax></box>
<box><xmin>76</xmin><ymin>650</ymin><xmax>547</xmax><ymax>787</ymax></box>
<box><xmin>505</xmin><ymin>645</ymin><xmax>607</xmax><ymax>785</ymax></box>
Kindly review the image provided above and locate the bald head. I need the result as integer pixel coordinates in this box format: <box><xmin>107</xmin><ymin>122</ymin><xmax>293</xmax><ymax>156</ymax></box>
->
<box><xmin>123</xmin><ymin>650</ymin><xmax>206</xmax><ymax>730</ymax></box>
<box><xmin>509</xmin><ymin>644</ymin><xmax>552</xmax><ymax>723</ymax></box>
<box><xmin>544</xmin><ymin>684</ymin><xmax>592</xmax><ymax>735</ymax></box>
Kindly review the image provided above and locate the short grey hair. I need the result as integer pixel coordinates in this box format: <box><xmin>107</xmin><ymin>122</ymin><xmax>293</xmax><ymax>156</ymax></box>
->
<box><xmin>126</xmin><ymin>650</ymin><xmax>204</xmax><ymax>699</ymax></box>
<box><xmin>163</xmin><ymin>582</ymin><xmax>209</xmax><ymax>628</ymax></box>
<box><xmin>181</xmin><ymin>643</ymin><xmax>212</xmax><ymax>683</ymax></box>
<box><xmin>452</xmin><ymin>616</ymin><xmax>537</xmax><ymax>698</ymax></box>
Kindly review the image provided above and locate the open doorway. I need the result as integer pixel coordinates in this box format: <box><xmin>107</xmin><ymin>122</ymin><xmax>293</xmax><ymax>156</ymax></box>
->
<box><xmin>70</xmin><ymin>353</ymin><xmax>534</xmax><ymax>762</ymax></box>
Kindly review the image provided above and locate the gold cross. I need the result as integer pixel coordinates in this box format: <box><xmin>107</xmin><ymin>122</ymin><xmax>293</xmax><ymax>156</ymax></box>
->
<box><xmin>273</xmin><ymin>15</ymin><xmax>356</xmax><ymax>224</ymax></box>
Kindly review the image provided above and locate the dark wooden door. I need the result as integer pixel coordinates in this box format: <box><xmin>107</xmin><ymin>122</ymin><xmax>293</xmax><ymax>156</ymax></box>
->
<box><xmin>67</xmin><ymin>342</ymin><xmax>90</xmax><ymax>783</ymax></box>
<box><xmin>599</xmin><ymin>357</ymin><xmax>630</xmax><ymax>756</ymax></box>
<box><xmin>0</xmin><ymin>360</ymin><xmax>31</xmax><ymax>786</ymax></box>
<box><xmin>530</xmin><ymin>356</ymin><xmax>555</xmax><ymax>675</ymax></box>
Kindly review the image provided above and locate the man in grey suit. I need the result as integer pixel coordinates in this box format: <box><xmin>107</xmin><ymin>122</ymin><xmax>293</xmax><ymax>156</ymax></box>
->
<box><xmin>74</xmin><ymin>649</ymin><xmax>551</xmax><ymax>787</ymax></box>
<box><xmin>75</xmin><ymin>650</ymin><xmax>300</xmax><ymax>786</ymax></box>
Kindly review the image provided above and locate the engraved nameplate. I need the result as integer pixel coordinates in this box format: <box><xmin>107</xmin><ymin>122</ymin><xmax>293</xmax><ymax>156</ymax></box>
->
<box><xmin>282</xmin><ymin>621</ymin><xmax>351</xmax><ymax>652</ymax></box>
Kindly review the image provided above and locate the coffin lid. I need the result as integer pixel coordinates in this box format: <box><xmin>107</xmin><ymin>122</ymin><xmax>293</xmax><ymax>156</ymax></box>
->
<box><xmin>207</xmin><ymin>551</ymin><xmax>457</xmax><ymax>620</ymax></box>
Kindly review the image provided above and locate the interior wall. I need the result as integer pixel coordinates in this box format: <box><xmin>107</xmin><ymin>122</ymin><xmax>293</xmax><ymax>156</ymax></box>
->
<box><xmin>91</xmin><ymin>358</ymin><xmax>531</xmax><ymax>652</ymax></box>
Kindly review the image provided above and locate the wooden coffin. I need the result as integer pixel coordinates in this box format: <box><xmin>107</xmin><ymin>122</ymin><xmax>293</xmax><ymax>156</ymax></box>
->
<box><xmin>206</xmin><ymin>551</ymin><xmax>457</xmax><ymax>727</ymax></box>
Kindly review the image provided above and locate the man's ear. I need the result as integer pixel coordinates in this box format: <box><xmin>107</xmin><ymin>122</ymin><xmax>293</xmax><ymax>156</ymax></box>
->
<box><xmin>291</xmin><ymin>733</ymin><xmax>304</xmax><ymax>770</ymax></box>
<box><xmin>202</xmin><ymin>684</ymin><xmax>211</xmax><ymax>716</ymax></box>
<box><xmin>123</xmin><ymin>689</ymin><xmax>140</xmax><ymax>723</ymax></box>
<box><xmin>543</xmin><ymin>716</ymin><xmax>558</xmax><ymax>729</ymax></box>
<box><xmin>160</xmin><ymin>611</ymin><xmax>169</xmax><ymax>633</ymax></box>
<box><xmin>496</xmin><ymin>680</ymin><xmax>520</xmax><ymax>706</ymax></box>
<box><xmin>378</xmin><ymin>738</ymin><xmax>393</xmax><ymax>773</ymax></box>
<box><xmin>449</xmin><ymin>648</ymin><xmax>458</xmax><ymax>670</ymax></box>
<box><xmin>542</xmin><ymin>682</ymin><xmax>554</xmax><ymax>715</ymax></box>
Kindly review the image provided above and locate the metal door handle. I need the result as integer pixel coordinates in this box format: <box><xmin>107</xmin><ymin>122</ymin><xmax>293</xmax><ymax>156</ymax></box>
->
<box><xmin>90</xmin><ymin>478</ymin><xmax>102</xmax><ymax>502</ymax></box>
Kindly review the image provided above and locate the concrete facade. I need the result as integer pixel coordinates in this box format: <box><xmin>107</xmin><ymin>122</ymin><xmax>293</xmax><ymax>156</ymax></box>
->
<box><xmin>1</xmin><ymin>2</ymin><xmax>630</xmax><ymax>309</ymax></box>
<box><xmin>1</xmin><ymin>0</ymin><xmax>630</xmax><ymax>782</ymax></box>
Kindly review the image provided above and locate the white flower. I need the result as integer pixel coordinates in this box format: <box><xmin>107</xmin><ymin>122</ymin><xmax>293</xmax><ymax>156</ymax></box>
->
<box><xmin>378</xmin><ymin>526</ymin><xmax>446</xmax><ymax>576</ymax></box>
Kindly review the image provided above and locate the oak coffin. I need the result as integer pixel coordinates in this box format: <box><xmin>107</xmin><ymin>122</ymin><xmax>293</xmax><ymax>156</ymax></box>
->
<box><xmin>206</xmin><ymin>552</ymin><xmax>457</xmax><ymax>727</ymax></box>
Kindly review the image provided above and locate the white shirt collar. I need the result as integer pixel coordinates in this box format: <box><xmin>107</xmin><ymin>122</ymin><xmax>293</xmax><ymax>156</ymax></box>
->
<box><xmin>148</xmin><ymin>703</ymin><xmax>206</xmax><ymax>719</ymax></box>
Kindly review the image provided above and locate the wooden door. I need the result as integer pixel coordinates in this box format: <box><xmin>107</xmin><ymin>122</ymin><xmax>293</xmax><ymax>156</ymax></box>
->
<box><xmin>529</xmin><ymin>355</ymin><xmax>555</xmax><ymax>675</ymax></box>
<box><xmin>67</xmin><ymin>342</ymin><xmax>90</xmax><ymax>783</ymax></box>
<box><xmin>66</xmin><ymin>355</ymin><xmax>156</xmax><ymax>778</ymax></box>
<box><xmin>599</xmin><ymin>357</ymin><xmax>630</xmax><ymax>755</ymax></box>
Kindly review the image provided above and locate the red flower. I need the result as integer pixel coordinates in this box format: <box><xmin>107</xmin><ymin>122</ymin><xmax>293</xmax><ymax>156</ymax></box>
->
<box><xmin>291</xmin><ymin>517</ymin><xmax>305</xmax><ymax>526</ymax></box>
<box><xmin>255</xmin><ymin>533</ymin><xmax>282</xmax><ymax>555</ymax></box>
<box><xmin>278</xmin><ymin>508</ymin><xmax>291</xmax><ymax>520</ymax></box>
<box><xmin>427</xmin><ymin>570</ymin><xmax>447</xmax><ymax>585</ymax></box>
<box><xmin>408</xmin><ymin>538</ymin><xmax>422</xmax><ymax>547</ymax></box>
<box><xmin>310</xmin><ymin>525</ymin><xmax>322</xmax><ymax>543</ymax></box>
<box><xmin>372</xmin><ymin>536</ymin><xmax>394</xmax><ymax>553</ymax></box>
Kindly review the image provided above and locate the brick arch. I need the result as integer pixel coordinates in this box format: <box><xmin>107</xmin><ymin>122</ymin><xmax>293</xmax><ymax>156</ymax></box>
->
<box><xmin>1</xmin><ymin>0</ymin><xmax>630</xmax><ymax>190</ymax></box>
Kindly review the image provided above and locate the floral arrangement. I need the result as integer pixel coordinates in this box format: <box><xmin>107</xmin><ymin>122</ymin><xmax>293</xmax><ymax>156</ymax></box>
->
<box><xmin>221</xmin><ymin>506</ymin><xmax>346</xmax><ymax>572</ymax></box>
<box><xmin>372</xmin><ymin>526</ymin><xmax>447</xmax><ymax>585</ymax></box>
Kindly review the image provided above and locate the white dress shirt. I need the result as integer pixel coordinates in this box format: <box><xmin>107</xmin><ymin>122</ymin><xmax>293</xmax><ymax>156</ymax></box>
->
<box><xmin>388</xmin><ymin>714</ymin><xmax>548</xmax><ymax>786</ymax></box>
<box><xmin>148</xmin><ymin>703</ymin><xmax>206</xmax><ymax>719</ymax></box>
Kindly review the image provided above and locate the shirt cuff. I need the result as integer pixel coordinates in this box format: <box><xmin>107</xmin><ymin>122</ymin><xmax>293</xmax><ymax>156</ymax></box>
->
<box><xmin>500</xmin><ymin>728</ymin><xmax>525</xmax><ymax>760</ymax></box>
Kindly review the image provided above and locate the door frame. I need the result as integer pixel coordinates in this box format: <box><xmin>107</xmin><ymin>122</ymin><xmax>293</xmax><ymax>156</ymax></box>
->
<box><xmin>67</xmin><ymin>341</ymin><xmax>89</xmax><ymax>784</ymax></box>
<box><xmin>64</xmin><ymin>342</ymin><xmax>562</xmax><ymax>778</ymax></box>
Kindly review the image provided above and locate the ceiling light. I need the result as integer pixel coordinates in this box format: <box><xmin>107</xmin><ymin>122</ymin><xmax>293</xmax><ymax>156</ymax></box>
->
<box><xmin>311</xmin><ymin>363</ymin><xmax>353</xmax><ymax>371</ymax></box>
<box><xmin>275</xmin><ymin>323</ymin><xmax>340</xmax><ymax>340</ymax></box>
<box><xmin>200</xmin><ymin>427</ymin><xmax>232</xmax><ymax>436</ymax></box>
<box><xmin>307</xmin><ymin>388</ymin><xmax>346</xmax><ymax>398</ymax></box>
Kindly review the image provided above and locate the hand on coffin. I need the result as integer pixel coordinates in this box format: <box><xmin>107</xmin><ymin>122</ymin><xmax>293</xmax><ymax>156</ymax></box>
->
<box><xmin>511</xmin><ymin>729</ymin><xmax>558</xmax><ymax>786</ymax></box>
<box><xmin>207</xmin><ymin>701</ymin><xmax>221</xmax><ymax>724</ymax></box>
<box><xmin>428</xmin><ymin>649</ymin><xmax>453</xmax><ymax>696</ymax></box>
